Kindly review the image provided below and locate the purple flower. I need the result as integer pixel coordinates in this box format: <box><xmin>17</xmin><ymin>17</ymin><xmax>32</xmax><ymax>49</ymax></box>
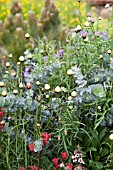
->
<box><xmin>24</xmin><ymin>72</ymin><xmax>29</xmax><ymax>77</ymax></box>
<box><xmin>56</xmin><ymin>49</ymin><xmax>64</xmax><ymax>58</ymax></box>
<box><xmin>92</xmin><ymin>36</ymin><xmax>95</xmax><ymax>41</ymax></box>
<box><xmin>24</xmin><ymin>66</ymin><xmax>30</xmax><ymax>77</ymax></box>
<box><xmin>25</xmin><ymin>66</ymin><xmax>30</xmax><ymax>72</ymax></box>
<box><xmin>43</xmin><ymin>56</ymin><xmax>48</xmax><ymax>61</ymax></box>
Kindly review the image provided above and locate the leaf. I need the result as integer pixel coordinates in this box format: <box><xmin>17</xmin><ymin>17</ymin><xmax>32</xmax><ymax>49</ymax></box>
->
<box><xmin>95</xmin><ymin>162</ymin><xmax>103</xmax><ymax>169</ymax></box>
<box><xmin>86</xmin><ymin>147</ymin><xmax>97</xmax><ymax>152</ymax></box>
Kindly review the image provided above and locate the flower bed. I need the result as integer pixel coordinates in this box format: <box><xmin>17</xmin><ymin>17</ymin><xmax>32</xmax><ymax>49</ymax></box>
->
<box><xmin>0</xmin><ymin>0</ymin><xmax>113</xmax><ymax>170</ymax></box>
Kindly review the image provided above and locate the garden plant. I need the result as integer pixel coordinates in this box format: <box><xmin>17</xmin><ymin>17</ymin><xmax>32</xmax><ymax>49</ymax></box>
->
<box><xmin>0</xmin><ymin>0</ymin><xmax>113</xmax><ymax>170</ymax></box>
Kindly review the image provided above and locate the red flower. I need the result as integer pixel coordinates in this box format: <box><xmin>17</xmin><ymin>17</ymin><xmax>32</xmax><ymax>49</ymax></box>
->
<box><xmin>65</xmin><ymin>163</ymin><xmax>73</xmax><ymax>170</ymax></box>
<box><xmin>28</xmin><ymin>165</ymin><xmax>38</xmax><ymax>170</ymax></box>
<box><xmin>61</xmin><ymin>152</ymin><xmax>68</xmax><ymax>160</ymax></box>
<box><xmin>56</xmin><ymin>164</ymin><xmax>60</xmax><ymax>169</ymax></box>
<box><xmin>28</xmin><ymin>143</ymin><xmax>34</xmax><ymax>152</ymax></box>
<box><xmin>0</xmin><ymin>112</ymin><xmax>4</xmax><ymax>117</ymax></box>
<box><xmin>41</xmin><ymin>132</ymin><xmax>51</xmax><ymax>146</ymax></box>
<box><xmin>19</xmin><ymin>167</ymin><xmax>25</xmax><ymax>170</ymax></box>
<box><xmin>52</xmin><ymin>158</ymin><xmax>60</xmax><ymax>166</ymax></box>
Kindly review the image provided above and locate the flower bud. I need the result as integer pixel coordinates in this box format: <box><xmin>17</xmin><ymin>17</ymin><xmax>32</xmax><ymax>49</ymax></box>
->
<box><xmin>68</xmin><ymin>96</ymin><xmax>72</xmax><ymax>101</ymax></box>
<box><xmin>55</xmin><ymin>86</ymin><xmax>61</xmax><ymax>93</ymax></box>
<box><xmin>19</xmin><ymin>56</ymin><xmax>25</xmax><ymax>62</ymax></box>
<box><xmin>5</xmin><ymin>71</ymin><xmax>9</xmax><ymax>74</ymax></box>
<box><xmin>40</xmin><ymin>49</ymin><xmax>44</xmax><ymax>54</ymax></box>
<box><xmin>19</xmin><ymin>83</ymin><xmax>24</xmax><ymax>89</ymax></box>
<box><xmin>0</xmin><ymin>82</ymin><xmax>4</xmax><ymax>87</ymax></box>
<box><xmin>26</xmin><ymin>82</ymin><xmax>32</xmax><ymax>89</ymax></box>
<box><xmin>38</xmin><ymin>96</ymin><xmax>41</xmax><ymax>102</ymax></box>
<box><xmin>17</xmin><ymin>62</ymin><xmax>21</xmax><ymax>66</ymax></box>
<box><xmin>67</xmin><ymin>69</ymin><xmax>73</xmax><ymax>76</ymax></box>
<box><xmin>109</xmin><ymin>134</ymin><xmax>113</xmax><ymax>140</ymax></box>
<box><xmin>44</xmin><ymin>84</ymin><xmax>50</xmax><ymax>90</ymax></box>
<box><xmin>98</xmin><ymin>106</ymin><xmax>101</xmax><ymax>110</ymax></box>
<box><xmin>9</xmin><ymin>54</ymin><xmax>13</xmax><ymax>58</ymax></box>
<box><xmin>108</xmin><ymin>50</ymin><xmax>111</xmax><ymax>54</ymax></box>
<box><xmin>71</xmin><ymin>91</ymin><xmax>77</xmax><ymax>97</ymax></box>
<box><xmin>46</xmin><ymin>95</ymin><xmax>49</xmax><ymax>99</ymax></box>
<box><xmin>6</xmin><ymin>62</ymin><xmax>10</xmax><ymax>68</ymax></box>
<box><xmin>36</xmin><ymin>81</ymin><xmax>40</xmax><ymax>86</ymax></box>
<box><xmin>37</xmin><ymin>123</ymin><xmax>41</xmax><ymax>127</ymax></box>
<box><xmin>13</xmin><ymin>90</ymin><xmax>18</xmax><ymax>95</ymax></box>
<box><xmin>28</xmin><ymin>54</ymin><xmax>33</xmax><ymax>59</ymax></box>
<box><xmin>8</xmin><ymin>117</ymin><xmax>11</xmax><ymax>120</ymax></box>
<box><xmin>68</xmin><ymin>106</ymin><xmax>73</xmax><ymax>110</ymax></box>
<box><xmin>25</xmin><ymin>33</ymin><xmax>30</xmax><ymax>39</ymax></box>
<box><xmin>2</xmin><ymin>91</ymin><xmax>7</xmax><ymax>97</ymax></box>
<box><xmin>99</xmin><ymin>55</ymin><xmax>103</xmax><ymax>59</ymax></box>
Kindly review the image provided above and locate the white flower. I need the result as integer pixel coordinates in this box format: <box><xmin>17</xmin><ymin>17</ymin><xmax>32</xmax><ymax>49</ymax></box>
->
<box><xmin>44</xmin><ymin>84</ymin><xmax>50</xmax><ymax>90</ymax></box>
<box><xmin>19</xmin><ymin>83</ymin><xmax>24</xmax><ymax>89</ymax></box>
<box><xmin>68</xmin><ymin>106</ymin><xmax>73</xmax><ymax>110</ymax></box>
<box><xmin>19</xmin><ymin>56</ymin><xmax>25</xmax><ymax>62</ymax></box>
<box><xmin>36</xmin><ymin>81</ymin><xmax>40</xmax><ymax>86</ymax></box>
<box><xmin>67</xmin><ymin>69</ymin><xmax>73</xmax><ymax>76</ymax></box>
<box><xmin>109</xmin><ymin>134</ymin><xmax>113</xmax><ymax>141</ymax></box>
<box><xmin>6</xmin><ymin>62</ymin><xmax>10</xmax><ymax>67</ymax></box>
<box><xmin>108</xmin><ymin>49</ymin><xmax>111</xmax><ymax>54</ymax></box>
<box><xmin>0</xmin><ymin>82</ymin><xmax>4</xmax><ymax>87</ymax></box>
<box><xmin>13</xmin><ymin>90</ymin><xmax>18</xmax><ymax>95</ymax></box>
<box><xmin>84</xmin><ymin>21</ymin><xmax>90</xmax><ymax>27</ymax></box>
<box><xmin>71</xmin><ymin>91</ymin><xmax>77</xmax><ymax>97</ymax></box>
<box><xmin>2</xmin><ymin>91</ymin><xmax>7</xmax><ymax>97</ymax></box>
<box><xmin>25</xmin><ymin>33</ymin><xmax>30</xmax><ymax>38</ymax></box>
<box><xmin>9</xmin><ymin>54</ymin><xmax>12</xmax><ymax>58</ymax></box>
<box><xmin>46</xmin><ymin>95</ymin><xmax>49</xmax><ymax>99</ymax></box>
<box><xmin>28</xmin><ymin>54</ymin><xmax>33</xmax><ymax>59</ymax></box>
<box><xmin>55</xmin><ymin>86</ymin><xmax>61</xmax><ymax>93</ymax></box>
<box><xmin>68</xmin><ymin>96</ymin><xmax>73</xmax><ymax>101</ymax></box>
<box><xmin>98</xmin><ymin>106</ymin><xmax>101</xmax><ymax>110</ymax></box>
<box><xmin>99</xmin><ymin>55</ymin><xmax>103</xmax><ymax>59</ymax></box>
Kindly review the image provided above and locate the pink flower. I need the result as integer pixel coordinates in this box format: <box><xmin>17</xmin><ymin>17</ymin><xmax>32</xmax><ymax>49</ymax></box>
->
<box><xmin>61</xmin><ymin>152</ymin><xmax>68</xmax><ymax>160</ymax></box>
<box><xmin>41</xmin><ymin>132</ymin><xmax>51</xmax><ymax>146</ymax></box>
<box><xmin>52</xmin><ymin>158</ymin><xmax>60</xmax><ymax>166</ymax></box>
<box><xmin>28</xmin><ymin>143</ymin><xmax>34</xmax><ymax>152</ymax></box>
<box><xmin>78</xmin><ymin>158</ymin><xmax>84</xmax><ymax>164</ymax></box>
<box><xmin>65</xmin><ymin>163</ymin><xmax>73</xmax><ymax>170</ymax></box>
<box><xmin>28</xmin><ymin>165</ymin><xmax>38</xmax><ymax>170</ymax></box>
<box><xmin>19</xmin><ymin>167</ymin><xmax>25</xmax><ymax>170</ymax></box>
<box><xmin>0</xmin><ymin>121</ymin><xmax>5</xmax><ymax>131</ymax></box>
